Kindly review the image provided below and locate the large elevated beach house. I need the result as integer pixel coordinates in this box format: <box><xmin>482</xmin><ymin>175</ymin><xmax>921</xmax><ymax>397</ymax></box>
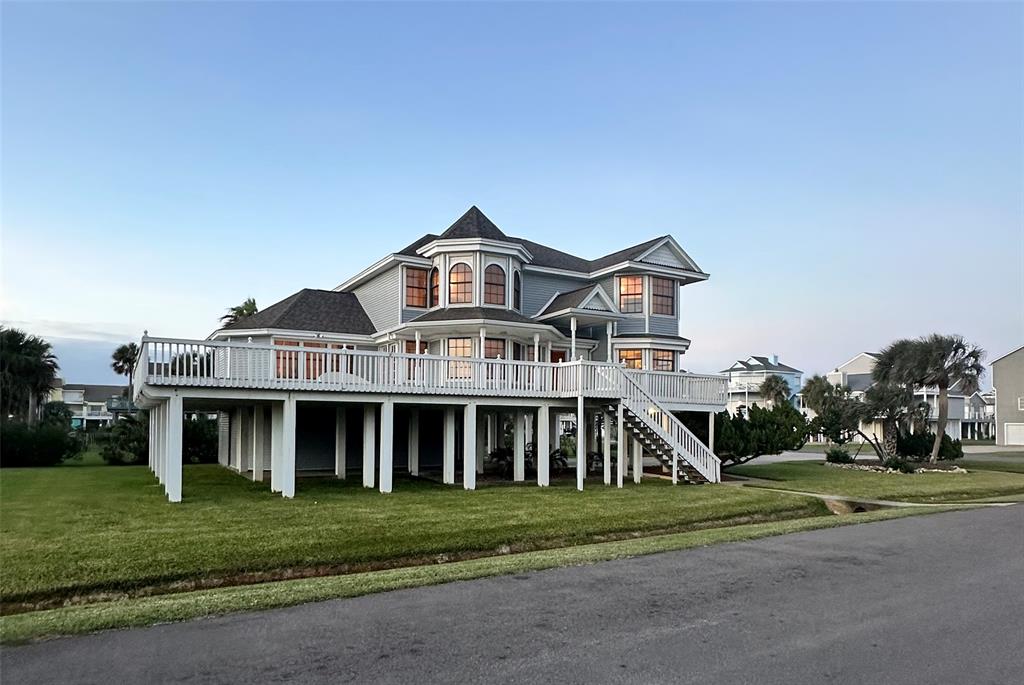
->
<box><xmin>134</xmin><ymin>207</ymin><xmax>727</xmax><ymax>501</ymax></box>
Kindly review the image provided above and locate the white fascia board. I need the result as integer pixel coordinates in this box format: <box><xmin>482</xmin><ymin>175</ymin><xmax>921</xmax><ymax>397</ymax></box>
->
<box><xmin>334</xmin><ymin>254</ymin><xmax>429</xmax><ymax>292</ymax></box>
<box><xmin>417</xmin><ymin>238</ymin><xmax>533</xmax><ymax>262</ymax></box>
<box><xmin>610</xmin><ymin>337</ymin><xmax>692</xmax><ymax>351</ymax></box>
<box><xmin>833</xmin><ymin>351</ymin><xmax>878</xmax><ymax>373</ymax></box>
<box><xmin>579</xmin><ymin>285</ymin><xmax>621</xmax><ymax>313</ymax></box>
<box><xmin>384</xmin><ymin>319</ymin><xmax>571</xmax><ymax>340</ymax></box>
<box><xmin>588</xmin><ymin>261</ymin><xmax>710</xmax><ymax>282</ymax></box>
<box><xmin>535</xmin><ymin>308</ymin><xmax>625</xmax><ymax>323</ymax></box>
<box><xmin>208</xmin><ymin>328</ymin><xmax>375</xmax><ymax>344</ymax></box>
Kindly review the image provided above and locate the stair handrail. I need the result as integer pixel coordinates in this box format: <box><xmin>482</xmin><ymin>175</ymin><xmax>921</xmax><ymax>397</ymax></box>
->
<box><xmin>608</xmin><ymin>363</ymin><xmax>721</xmax><ymax>483</ymax></box>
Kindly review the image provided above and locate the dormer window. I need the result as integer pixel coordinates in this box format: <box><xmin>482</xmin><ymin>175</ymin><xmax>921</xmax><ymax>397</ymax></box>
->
<box><xmin>619</xmin><ymin>276</ymin><xmax>643</xmax><ymax>313</ymax></box>
<box><xmin>484</xmin><ymin>264</ymin><xmax>506</xmax><ymax>305</ymax></box>
<box><xmin>429</xmin><ymin>267</ymin><xmax>439</xmax><ymax>307</ymax></box>
<box><xmin>513</xmin><ymin>271</ymin><xmax>522</xmax><ymax>310</ymax></box>
<box><xmin>405</xmin><ymin>268</ymin><xmax>428</xmax><ymax>308</ymax></box>
<box><xmin>449</xmin><ymin>263</ymin><xmax>473</xmax><ymax>304</ymax></box>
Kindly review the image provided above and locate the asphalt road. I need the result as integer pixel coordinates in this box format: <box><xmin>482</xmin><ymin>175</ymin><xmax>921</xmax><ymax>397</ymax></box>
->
<box><xmin>4</xmin><ymin>506</ymin><xmax>1023</xmax><ymax>684</ymax></box>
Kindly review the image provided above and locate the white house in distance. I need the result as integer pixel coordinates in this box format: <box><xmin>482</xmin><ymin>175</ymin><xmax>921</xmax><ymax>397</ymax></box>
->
<box><xmin>721</xmin><ymin>355</ymin><xmax>802</xmax><ymax>413</ymax></box>
<box><xmin>961</xmin><ymin>391</ymin><xmax>995</xmax><ymax>441</ymax></box>
<box><xmin>133</xmin><ymin>207</ymin><xmax>728</xmax><ymax>502</ymax></box>
<box><xmin>826</xmin><ymin>352</ymin><xmax>965</xmax><ymax>441</ymax></box>
<box><xmin>49</xmin><ymin>382</ymin><xmax>129</xmax><ymax>429</ymax></box>
<box><xmin>992</xmin><ymin>345</ymin><xmax>1024</xmax><ymax>446</ymax></box>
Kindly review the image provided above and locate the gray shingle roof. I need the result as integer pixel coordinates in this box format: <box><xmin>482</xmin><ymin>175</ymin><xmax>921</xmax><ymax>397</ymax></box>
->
<box><xmin>63</xmin><ymin>384</ymin><xmax>128</xmax><ymax>402</ymax></box>
<box><xmin>219</xmin><ymin>289</ymin><xmax>376</xmax><ymax>335</ymax></box>
<box><xmin>409</xmin><ymin>307</ymin><xmax>539</xmax><ymax>325</ymax></box>
<box><xmin>721</xmin><ymin>356</ymin><xmax>803</xmax><ymax>374</ymax></box>
<box><xmin>438</xmin><ymin>206</ymin><xmax>509</xmax><ymax>241</ymax></box>
<box><xmin>537</xmin><ymin>286</ymin><xmax>595</xmax><ymax>315</ymax></box>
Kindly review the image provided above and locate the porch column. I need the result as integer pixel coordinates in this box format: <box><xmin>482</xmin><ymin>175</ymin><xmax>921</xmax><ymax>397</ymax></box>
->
<box><xmin>570</xmin><ymin>316</ymin><xmax>577</xmax><ymax>360</ymax></box>
<box><xmin>632</xmin><ymin>437</ymin><xmax>642</xmax><ymax>484</ymax></box>
<box><xmin>379</xmin><ymin>400</ymin><xmax>394</xmax><ymax>494</ymax></box>
<box><xmin>463</xmin><ymin>403</ymin><xmax>477</xmax><ymax>490</ymax></box>
<box><xmin>606</xmin><ymin>321</ymin><xmax>613</xmax><ymax>361</ymax></box>
<box><xmin>525</xmin><ymin>413</ymin><xmax>534</xmax><ymax>449</ymax></box>
<box><xmin>335</xmin><ymin>406</ymin><xmax>347</xmax><ymax>479</ymax></box>
<box><xmin>537</xmin><ymin>406</ymin><xmax>550</xmax><ymax>486</ymax></box>
<box><xmin>252</xmin><ymin>405</ymin><xmax>265</xmax><ymax>482</ymax></box>
<box><xmin>362</xmin><ymin>404</ymin><xmax>376</xmax><ymax>488</ymax></box>
<box><xmin>148</xmin><ymin>410</ymin><xmax>155</xmax><ymax>474</ymax></box>
<box><xmin>443</xmin><ymin>406</ymin><xmax>456</xmax><ymax>484</ymax></box>
<box><xmin>486</xmin><ymin>413</ymin><xmax>496</xmax><ymax>453</ymax></box>
<box><xmin>576</xmin><ymin>395</ymin><xmax>585</xmax><ymax>491</ymax></box>
<box><xmin>616</xmin><ymin>403</ymin><xmax>625</xmax><ymax>488</ymax></box>
<box><xmin>165</xmin><ymin>394</ymin><xmax>183</xmax><ymax>503</ymax></box>
<box><xmin>533</xmin><ymin>333</ymin><xmax>540</xmax><ymax>362</ymax></box>
<box><xmin>479</xmin><ymin>327</ymin><xmax>486</xmax><ymax>358</ymax></box>
<box><xmin>475</xmin><ymin>409</ymin><xmax>486</xmax><ymax>474</ymax></box>
<box><xmin>231</xmin><ymin>407</ymin><xmax>243</xmax><ymax>473</ymax></box>
<box><xmin>513</xmin><ymin>410</ymin><xmax>526</xmax><ymax>482</ymax></box>
<box><xmin>270</xmin><ymin>402</ymin><xmax>283</xmax><ymax>493</ymax></box>
<box><xmin>602</xmin><ymin>411</ymin><xmax>612</xmax><ymax>485</ymax></box>
<box><xmin>408</xmin><ymin>408</ymin><xmax>419</xmax><ymax>477</ymax></box>
<box><xmin>153</xmin><ymin>403</ymin><xmax>163</xmax><ymax>484</ymax></box>
<box><xmin>281</xmin><ymin>397</ymin><xmax>296</xmax><ymax>498</ymax></box>
<box><xmin>708</xmin><ymin>411</ymin><xmax>716</xmax><ymax>454</ymax></box>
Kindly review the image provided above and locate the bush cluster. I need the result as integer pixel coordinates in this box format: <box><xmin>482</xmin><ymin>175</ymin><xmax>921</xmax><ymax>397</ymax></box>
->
<box><xmin>896</xmin><ymin>431</ymin><xmax>963</xmax><ymax>461</ymax></box>
<box><xmin>824</xmin><ymin>447</ymin><xmax>854</xmax><ymax>464</ymax></box>
<box><xmin>0</xmin><ymin>422</ymin><xmax>84</xmax><ymax>467</ymax></box>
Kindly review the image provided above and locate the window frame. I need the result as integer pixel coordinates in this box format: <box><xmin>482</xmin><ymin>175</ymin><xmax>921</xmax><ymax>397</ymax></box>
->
<box><xmin>512</xmin><ymin>270</ymin><xmax>522</xmax><ymax>311</ymax></box>
<box><xmin>618</xmin><ymin>275</ymin><xmax>644</xmax><ymax>314</ymax></box>
<box><xmin>483</xmin><ymin>337</ymin><xmax>507</xmax><ymax>359</ymax></box>
<box><xmin>617</xmin><ymin>348</ymin><xmax>643</xmax><ymax>370</ymax></box>
<box><xmin>652</xmin><ymin>349</ymin><xmax>675</xmax><ymax>372</ymax></box>
<box><xmin>483</xmin><ymin>264</ymin><xmax>507</xmax><ymax>306</ymax></box>
<box><xmin>404</xmin><ymin>340</ymin><xmax>428</xmax><ymax>354</ymax></box>
<box><xmin>404</xmin><ymin>267</ymin><xmax>428</xmax><ymax>309</ymax></box>
<box><xmin>428</xmin><ymin>267</ymin><xmax>440</xmax><ymax>308</ymax></box>
<box><xmin>651</xmin><ymin>277</ymin><xmax>676</xmax><ymax>317</ymax></box>
<box><xmin>448</xmin><ymin>263</ymin><xmax>473</xmax><ymax>305</ymax></box>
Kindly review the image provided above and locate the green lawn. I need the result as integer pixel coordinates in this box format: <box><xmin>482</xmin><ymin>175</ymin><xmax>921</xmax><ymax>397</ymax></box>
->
<box><xmin>959</xmin><ymin>459</ymin><xmax>1024</xmax><ymax>474</ymax></box>
<box><xmin>730</xmin><ymin>461</ymin><xmax>1024</xmax><ymax>503</ymax></box>
<box><xmin>0</xmin><ymin>465</ymin><xmax>826</xmax><ymax>606</ymax></box>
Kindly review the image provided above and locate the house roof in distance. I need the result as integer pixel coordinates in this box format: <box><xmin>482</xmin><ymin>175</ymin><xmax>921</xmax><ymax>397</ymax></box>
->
<box><xmin>63</xmin><ymin>384</ymin><xmax>128</xmax><ymax>402</ymax></box>
<box><xmin>721</xmin><ymin>355</ymin><xmax>803</xmax><ymax>374</ymax></box>
<box><xmin>218</xmin><ymin>289</ymin><xmax>376</xmax><ymax>335</ymax></box>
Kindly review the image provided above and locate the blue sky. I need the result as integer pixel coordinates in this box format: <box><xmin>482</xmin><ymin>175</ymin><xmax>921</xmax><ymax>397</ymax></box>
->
<box><xmin>2</xmin><ymin>1</ymin><xmax>1021</xmax><ymax>385</ymax></box>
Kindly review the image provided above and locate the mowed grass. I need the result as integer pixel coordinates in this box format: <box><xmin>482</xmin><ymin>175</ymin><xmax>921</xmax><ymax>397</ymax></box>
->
<box><xmin>0</xmin><ymin>465</ymin><xmax>826</xmax><ymax>605</ymax></box>
<box><xmin>730</xmin><ymin>461</ymin><xmax>1024</xmax><ymax>503</ymax></box>
<box><xmin>959</xmin><ymin>459</ymin><xmax>1024</xmax><ymax>475</ymax></box>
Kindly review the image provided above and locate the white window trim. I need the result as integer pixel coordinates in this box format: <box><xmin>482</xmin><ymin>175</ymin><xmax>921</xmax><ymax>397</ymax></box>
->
<box><xmin>481</xmin><ymin>259</ymin><xmax>508</xmax><ymax>309</ymax></box>
<box><xmin>616</xmin><ymin>274</ymin><xmax>645</xmax><ymax>317</ymax></box>
<box><xmin>447</xmin><ymin>258</ymin><xmax>475</xmax><ymax>307</ymax></box>
<box><xmin>649</xmin><ymin>276</ymin><xmax>677</xmax><ymax>318</ymax></box>
<box><xmin>402</xmin><ymin>264</ymin><xmax>429</xmax><ymax>310</ymax></box>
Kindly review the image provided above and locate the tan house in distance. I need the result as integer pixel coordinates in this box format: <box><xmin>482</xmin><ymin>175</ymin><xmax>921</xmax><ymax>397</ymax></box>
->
<box><xmin>992</xmin><ymin>345</ymin><xmax>1024</xmax><ymax>446</ymax></box>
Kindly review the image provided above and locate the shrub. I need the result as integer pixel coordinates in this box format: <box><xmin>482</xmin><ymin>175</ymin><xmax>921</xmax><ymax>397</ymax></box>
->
<box><xmin>896</xmin><ymin>430</ymin><xmax>963</xmax><ymax>461</ymax></box>
<box><xmin>883</xmin><ymin>456</ymin><xmax>916</xmax><ymax>473</ymax></box>
<box><xmin>96</xmin><ymin>413</ymin><xmax>149</xmax><ymax>465</ymax></box>
<box><xmin>0</xmin><ymin>421</ymin><xmax>84</xmax><ymax>467</ymax></box>
<box><xmin>183</xmin><ymin>415</ymin><xmax>219</xmax><ymax>464</ymax></box>
<box><xmin>825</xmin><ymin>447</ymin><xmax>854</xmax><ymax>464</ymax></box>
<box><xmin>40</xmin><ymin>401</ymin><xmax>73</xmax><ymax>428</ymax></box>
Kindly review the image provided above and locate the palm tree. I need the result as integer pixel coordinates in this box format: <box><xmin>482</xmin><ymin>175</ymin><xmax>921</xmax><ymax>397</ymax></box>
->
<box><xmin>220</xmin><ymin>298</ymin><xmax>258</xmax><ymax>327</ymax></box>
<box><xmin>875</xmin><ymin>335</ymin><xmax>985</xmax><ymax>463</ymax></box>
<box><xmin>111</xmin><ymin>342</ymin><xmax>140</xmax><ymax>397</ymax></box>
<box><xmin>800</xmin><ymin>374</ymin><xmax>834</xmax><ymax>414</ymax></box>
<box><xmin>0</xmin><ymin>327</ymin><xmax>60</xmax><ymax>422</ymax></box>
<box><xmin>759</xmin><ymin>374</ymin><xmax>791</xmax><ymax>407</ymax></box>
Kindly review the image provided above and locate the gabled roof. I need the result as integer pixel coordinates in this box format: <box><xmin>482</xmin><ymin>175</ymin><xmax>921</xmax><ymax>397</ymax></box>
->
<box><xmin>218</xmin><ymin>289</ymin><xmax>376</xmax><ymax>335</ymax></box>
<box><xmin>438</xmin><ymin>206</ymin><xmax>509</xmax><ymax>241</ymax></box>
<box><xmin>408</xmin><ymin>307</ymin><xmax>539</xmax><ymax>325</ymax></box>
<box><xmin>721</xmin><ymin>356</ymin><xmax>802</xmax><ymax>374</ymax></box>
<box><xmin>991</xmin><ymin>345</ymin><xmax>1024</xmax><ymax>366</ymax></box>
<box><xmin>535</xmin><ymin>285</ymin><xmax>619</xmax><ymax>318</ymax></box>
<box><xmin>589</xmin><ymin>236</ymin><xmax>667</xmax><ymax>270</ymax></box>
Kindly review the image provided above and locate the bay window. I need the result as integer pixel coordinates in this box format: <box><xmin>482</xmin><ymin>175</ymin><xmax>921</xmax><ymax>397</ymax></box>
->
<box><xmin>484</xmin><ymin>264</ymin><xmax>506</xmax><ymax>305</ymax></box>
<box><xmin>652</xmin><ymin>350</ymin><xmax>675</xmax><ymax>371</ymax></box>
<box><xmin>651</xmin><ymin>277</ymin><xmax>675</xmax><ymax>316</ymax></box>
<box><xmin>449</xmin><ymin>263</ymin><xmax>473</xmax><ymax>304</ymax></box>
<box><xmin>619</xmin><ymin>275</ymin><xmax>643</xmax><ymax>313</ymax></box>
<box><xmin>617</xmin><ymin>349</ymin><xmax>642</xmax><ymax>369</ymax></box>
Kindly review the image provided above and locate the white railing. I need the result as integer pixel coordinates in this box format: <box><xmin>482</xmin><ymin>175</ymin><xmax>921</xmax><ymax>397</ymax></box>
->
<box><xmin>132</xmin><ymin>337</ymin><xmax>727</xmax><ymax>408</ymax></box>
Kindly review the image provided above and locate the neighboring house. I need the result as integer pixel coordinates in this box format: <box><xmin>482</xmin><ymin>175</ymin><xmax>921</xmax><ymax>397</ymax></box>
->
<box><xmin>992</xmin><ymin>346</ymin><xmax>1024</xmax><ymax>446</ymax></box>
<box><xmin>961</xmin><ymin>390</ymin><xmax>995</xmax><ymax>441</ymax></box>
<box><xmin>134</xmin><ymin>206</ymin><xmax>729</xmax><ymax>502</ymax></box>
<box><xmin>720</xmin><ymin>355</ymin><xmax>802</xmax><ymax>413</ymax></box>
<box><xmin>60</xmin><ymin>384</ymin><xmax>130</xmax><ymax>429</ymax></box>
<box><xmin>826</xmin><ymin>352</ymin><xmax>965</xmax><ymax>442</ymax></box>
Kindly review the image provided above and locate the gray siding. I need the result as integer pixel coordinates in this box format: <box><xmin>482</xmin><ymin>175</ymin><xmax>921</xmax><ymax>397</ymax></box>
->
<box><xmin>649</xmin><ymin>315</ymin><xmax>680</xmax><ymax>336</ymax></box>
<box><xmin>522</xmin><ymin>272</ymin><xmax>589</xmax><ymax>317</ymax></box>
<box><xmin>353</xmin><ymin>265</ymin><xmax>401</xmax><ymax>333</ymax></box>
<box><xmin>401</xmin><ymin>307</ymin><xmax>425</xmax><ymax>323</ymax></box>
<box><xmin>994</xmin><ymin>348</ymin><xmax>1024</xmax><ymax>445</ymax></box>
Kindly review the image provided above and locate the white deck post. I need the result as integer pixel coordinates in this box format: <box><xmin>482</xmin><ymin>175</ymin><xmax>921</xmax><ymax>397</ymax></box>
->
<box><xmin>281</xmin><ymin>396</ymin><xmax>296</xmax><ymax>498</ymax></box>
<box><xmin>270</xmin><ymin>402</ymin><xmax>283</xmax><ymax>493</ymax></box>
<box><xmin>165</xmin><ymin>394</ymin><xmax>183</xmax><ymax>503</ymax></box>
<box><xmin>616</xmin><ymin>403</ymin><xmax>625</xmax><ymax>488</ymax></box>
<box><xmin>408</xmin><ymin>408</ymin><xmax>419</xmax><ymax>476</ymax></box>
<box><xmin>536</xmin><ymin>406</ymin><xmax>550</xmax><ymax>487</ymax></box>
<box><xmin>148</xmin><ymin>410</ymin><xmax>155</xmax><ymax>474</ymax></box>
<box><xmin>475</xmin><ymin>409</ymin><xmax>486</xmax><ymax>474</ymax></box>
<box><xmin>632</xmin><ymin>437</ymin><xmax>642</xmax><ymax>484</ymax></box>
<box><xmin>549</xmin><ymin>411</ymin><xmax>559</xmax><ymax>454</ymax></box>
<box><xmin>379</xmin><ymin>400</ymin><xmax>394</xmax><ymax>494</ymax></box>
<box><xmin>252</xmin><ymin>405</ymin><xmax>265</xmax><ymax>482</ymax></box>
<box><xmin>606</xmin><ymin>322</ymin><xmax>613</xmax><ymax>361</ymax></box>
<box><xmin>708</xmin><ymin>410</ymin><xmax>716</xmax><ymax>454</ymax></box>
<box><xmin>513</xmin><ymin>409</ymin><xmax>526</xmax><ymax>482</ymax></box>
<box><xmin>576</xmin><ymin>395</ymin><xmax>585</xmax><ymax>491</ymax></box>
<box><xmin>463</xmin><ymin>403</ymin><xmax>477</xmax><ymax>490</ymax></box>
<box><xmin>362</xmin><ymin>404</ymin><xmax>376</xmax><ymax>488</ymax></box>
<box><xmin>231</xmin><ymin>407</ymin><xmax>244</xmax><ymax>473</ymax></box>
<box><xmin>570</xmin><ymin>316</ymin><xmax>577</xmax><ymax>359</ymax></box>
<box><xmin>154</xmin><ymin>403</ymin><xmax>164</xmax><ymax>484</ymax></box>
<box><xmin>443</xmin><ymin>406</ymin><xmax>456</xmax><ymax>484</ymax></box>
<box><xmin>533</xmin><ymin>333</ymin><xmax>540</xmax><ymax>363</ymax></box>
<box><xmin>602</xmin><ymin>411</ymin><xmax>612</xmax><ymax>485</ymax></box>
<box><xmin>335</xmin><ymin>406</ymin><xmax>347</xmax><ymax>479</ymax></box>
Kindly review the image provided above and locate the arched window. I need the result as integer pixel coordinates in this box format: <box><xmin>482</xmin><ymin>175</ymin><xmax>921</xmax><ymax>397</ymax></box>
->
<box><xmin>449</xmin><ymin>263</ymin><xmax>473</xmax><ymax>304</ymax></box>
<box><xmin>484</xmin><ymin>264</ymin><xmax>506</xmax><ymax>305</ymax></box>
<box><xmin>513</xmin><ymin>271</ymin><xmax>522</xmax><ymax>311</ymax></box>
<box><xmin>428</xmin><ymin>267</ymin><xmax>439</xmax><ymax>307</ymax></box>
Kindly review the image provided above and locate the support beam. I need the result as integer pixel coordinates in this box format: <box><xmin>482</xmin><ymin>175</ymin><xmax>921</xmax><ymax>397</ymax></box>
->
<box><xmin>570</xmin><ymin>316</ymin><xmax>577</xmax><ymax>359</ymax></box>
<box><xmin>537</xmin><ymin>406</ymin><xmax>550</xmax><ymax>487</ymax></box>
<box><xmin>443</xmin><ymin>407</ymin><xmax>456</xmax><ymax>484</ymax></box>
<box><xmin>576</xmin><ymin>395</ymin><xmax>586</xmax><ymax>491</ymax></box>
<box><xmin>362</xmin><ymin>404</ymin><xmax>376</xmax><ymax>488</ymax></box>
<box><xmin>475</xmin><ymin>409</ymin><xmax>486</xmax><ymax>474</ymax></box>
<box><xmin>606</xmin><ymin>321</ymin><xmax>613</xmax><ymax>361</ymax></box>
<box><xmin>231</xmin><ymin>407</ymin><xmax>243</xmax><ymax>473</ymax></box>
<box><xmin>463</xmin><ymin>403</ymin><xmax>477</xmax><ymax>490</ymax></box>
<box><xmin>379</xmin><ymin>401</ymin><xmax>394</xmax><ymax>494</ymax></box>
<box><xmin>148</xmin><ymin>410</ymin><xmax>155</xmax><ymax>474</ymax></box>
<box><xmin>708</xmin><ymin>410</ymin><xmax>716</xmax><ymax>454</ymax></box>
<box><xmin>252</xmin><ymin>405</ymin><xmax>265</xmax><ymax>482</ymax></box>
<box><xmin>632</xmin><ymin>437</ymin><xmax>642</xmax><ymax>484</ymax></box>
<box><xmin>165</xmin><ymin>394</ymin><xmax>183</xmax><ymax>503</ymax></box>
<box><xmin>513</xmin><ymin>410</ymin><xmax>526</xmax><ymax>482</ymax></box>
<box><xmin>602</xmin><ymin>411</ymin><xmax>612</xmax><ymax>485</ymax></box>
<box><xmin>407</xmin><ymin>408</ymin><xmax>419</xmax><ymax>477</ymax></box>
<box><xmin>270</xmin><ymin>402</ymin><xmax>283</xmax><ymax>492</ymax></box>
<box><xmin>616</xmin><ymin>403</ymin><xmax>625</xmax><ymax>488</ymax></box>
<box><xmin>335</xmin><ymin>406</ymin><xmax>347</xmax><ymax>479</ymax></box>
<box><xmin>281</xmin><ymin>397</ymin><xmax>296</xmax><ymax>498</ymax></box>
